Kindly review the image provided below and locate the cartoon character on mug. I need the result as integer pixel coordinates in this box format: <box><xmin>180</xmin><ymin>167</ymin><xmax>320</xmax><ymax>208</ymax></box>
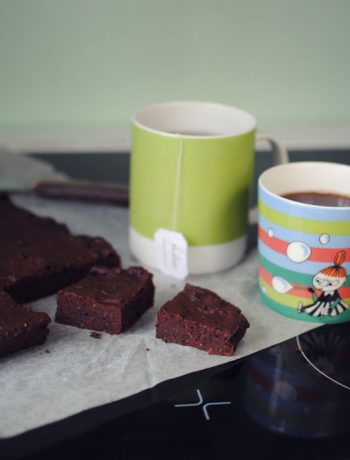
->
<box><xmin>298</xmin><ymin>251</ymin><xmax>349</xmax><ymax>318</ymax></box>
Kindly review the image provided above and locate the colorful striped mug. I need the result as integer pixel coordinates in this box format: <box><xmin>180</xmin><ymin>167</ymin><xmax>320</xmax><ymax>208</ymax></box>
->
<box><xmin>258</xmin><ymin>162</ymin><xmax>350</xmax><ymax>323</ymax></box>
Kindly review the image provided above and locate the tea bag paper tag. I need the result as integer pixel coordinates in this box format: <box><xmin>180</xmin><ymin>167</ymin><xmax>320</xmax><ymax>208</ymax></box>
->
<box><xmin>154</xmin><ymin>228</ymin><xmax>188</xmax><ymax>279</ymax></box>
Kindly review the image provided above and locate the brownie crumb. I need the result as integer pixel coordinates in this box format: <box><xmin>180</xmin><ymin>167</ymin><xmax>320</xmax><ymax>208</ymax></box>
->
<box><xmin>145</xmin><ymin>347</ymin><xmax>150</xmax><ymax>351</ymax></box>
<box><xmin>90</xmin><ymin>331</ymin><xmax>102</xmax><ymax>339</ymax></box>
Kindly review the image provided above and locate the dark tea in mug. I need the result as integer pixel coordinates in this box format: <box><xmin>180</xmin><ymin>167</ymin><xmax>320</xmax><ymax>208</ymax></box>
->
<box><xmin>283</xmin><ymin>192</ymin><xmax>350</xmax><ymax>207</ymax></box>
<box><xmin>258</xmin><ymin>161</ymin><xmax>350</xmax><ymax>323</ymax></box>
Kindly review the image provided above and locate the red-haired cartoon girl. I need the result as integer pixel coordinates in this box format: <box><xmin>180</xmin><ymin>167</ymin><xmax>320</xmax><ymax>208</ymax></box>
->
<box><xmin>298</xmin><ymin>251</ymin><xmax>348</xmax><ymax>318</ymax></box>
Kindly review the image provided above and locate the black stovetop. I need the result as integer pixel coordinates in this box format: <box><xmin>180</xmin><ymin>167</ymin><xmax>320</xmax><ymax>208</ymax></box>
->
<box><xmin>2</xmin><ymin>323</ymin><xmax>349</xmax><ymax>460</ymax></box>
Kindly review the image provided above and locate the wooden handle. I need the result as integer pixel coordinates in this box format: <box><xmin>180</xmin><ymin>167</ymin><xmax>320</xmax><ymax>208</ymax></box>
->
<box><xmin>32</xmin><ymin>180</ymin><xmax>129</xmax><ymax>207</ymax></box>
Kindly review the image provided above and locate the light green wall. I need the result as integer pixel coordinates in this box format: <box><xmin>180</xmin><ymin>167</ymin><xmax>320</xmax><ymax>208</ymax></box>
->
<box><xmin>0</xmin><ymin>0</ymin><xmax>349</xmax><ymax>129</ymax></box>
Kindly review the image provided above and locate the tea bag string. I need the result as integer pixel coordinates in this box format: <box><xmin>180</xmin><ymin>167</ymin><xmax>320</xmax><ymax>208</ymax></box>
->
<box><xmin>172</xmin><ymin>135</ymin><xmax>184</xmax><ymax>230</ymax></box>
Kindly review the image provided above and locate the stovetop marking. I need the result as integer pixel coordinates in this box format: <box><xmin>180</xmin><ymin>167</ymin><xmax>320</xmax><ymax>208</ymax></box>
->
<box><xmin>174</xmin><ymin>388</ymin><xmax>232</xmax><ymax>421</ymax></box>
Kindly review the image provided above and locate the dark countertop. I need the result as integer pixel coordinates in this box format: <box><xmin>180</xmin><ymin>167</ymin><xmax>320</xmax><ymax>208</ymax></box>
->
<box><xmin>31</xmin><ymin>149</ymin><xmax>350</xmax><ymax>186</ymax></box>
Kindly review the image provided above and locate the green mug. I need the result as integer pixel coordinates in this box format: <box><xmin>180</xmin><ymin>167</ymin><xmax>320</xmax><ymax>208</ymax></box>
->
<box><xmin>130</xmin><ymin>101</ymin><xmax>288</xmax><ymax>276</ymax></box>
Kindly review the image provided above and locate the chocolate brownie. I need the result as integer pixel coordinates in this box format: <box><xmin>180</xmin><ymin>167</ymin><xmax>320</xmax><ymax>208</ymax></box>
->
<box><xmin>56</xmin><ymin>266</ymin><xmax>155</xmax><ymax>334</ymax></box>
<box><xmin>0</xmin><ymin>195</ymin><xmax>120</xmax><ymax>303</ymax></box>
<box><xmin>0</xmin><ymin>291</ymin><xmax>51</xmax><ymax>358</ymax></box>
<box><xmin>156</xmin><ymin>284</ymin><xmax>249</xmax><ymax>356</ymax></box>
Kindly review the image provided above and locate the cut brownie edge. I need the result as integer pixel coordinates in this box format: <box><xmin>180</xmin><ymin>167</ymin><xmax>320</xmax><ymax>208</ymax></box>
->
<box><xmin>156</xmin><ymin>315</ymin><xmax>239</xmax><ymax>356</ymax></box>
<box><xmin>0</xmin><ymin>321</ymin><xmax>50</xmax><ymax>358</ymax></box>
<box><xmin>0</xmin><ymin>292</ymin><xmax>51</xmax><ymax>358</ymax></box>
<box><xmin>5</xmin><ymin>265</ymin><xmax>94</xmax><ymax>304</ymax></box>
<box><xmin>55</xmin><ymin>291</ymin><xmax>122</xmax><ymax>333</ymax></box>
<box><xmin>156</xmin><ymin>284</ymin><xmax>249</xmax><ymax>356</ymax></box>
<box><xmin>120</xmin><ymin>276</ymin><xmax>155</xmax><ymax>332</ymax></box>
<box><xmin>56</xmin><ymin>266</ymin><xmax>155</xmax><ymax>334</ymax></box>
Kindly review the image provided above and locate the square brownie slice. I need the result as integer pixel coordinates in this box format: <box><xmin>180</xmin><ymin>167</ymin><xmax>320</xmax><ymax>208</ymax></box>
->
<box><xmin>56</xmin><ymin>266</ymin><xmax>155</xmax><ymax>334</ymax></box>
<box><xmin>156</xmin><ymin>284</ymin><xmax>249</xmax><ymax>356</ymax></box>
<box><xmin>0</xmin><ymin>292</ymin><xmax>51</xmax><ymax>358</ymax></box>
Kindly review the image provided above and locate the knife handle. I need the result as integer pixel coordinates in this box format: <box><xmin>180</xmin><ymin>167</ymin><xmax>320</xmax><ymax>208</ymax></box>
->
<box><xmin>32</xmin><ymin>180</ymin><xmax>129</xmax><ymax>207</ymax></box>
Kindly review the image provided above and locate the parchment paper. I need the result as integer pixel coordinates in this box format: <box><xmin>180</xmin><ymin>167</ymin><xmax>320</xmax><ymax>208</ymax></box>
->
<box><xmin>0</xmin><ymin>152</ymin><xmax>319</xmax><ymax>438</ymax></box>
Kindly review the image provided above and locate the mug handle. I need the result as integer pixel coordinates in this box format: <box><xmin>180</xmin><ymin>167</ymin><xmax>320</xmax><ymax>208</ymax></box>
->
<box><xmin>248</xmin><ymin>132</ymin><xmax>289</xmax><ymax>224</ymax></box>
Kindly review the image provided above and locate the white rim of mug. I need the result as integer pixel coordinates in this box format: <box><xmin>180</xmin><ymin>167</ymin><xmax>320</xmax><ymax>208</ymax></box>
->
<box><xmin>259</xmin><ymin>161</ymin><xmax>350</xmax><ymax>212</ymax></box>
<box><xmin>132</xmin><ymin>100</ymin><xmax>257</xmax><ymax>139</ymax></box>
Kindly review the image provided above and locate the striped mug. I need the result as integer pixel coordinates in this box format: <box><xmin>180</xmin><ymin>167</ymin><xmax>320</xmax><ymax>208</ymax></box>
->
<box><xmin>258</xmin><ymin>162</ymin><xmax>350</xmax><ymax>323</ymax></box>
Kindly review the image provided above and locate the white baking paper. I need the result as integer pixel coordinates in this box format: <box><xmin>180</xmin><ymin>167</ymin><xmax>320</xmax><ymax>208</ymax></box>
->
<box><xmin>0</xmin><ymin>152</ymin><xmax>319</xmax><ymax>438</ymax></box>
